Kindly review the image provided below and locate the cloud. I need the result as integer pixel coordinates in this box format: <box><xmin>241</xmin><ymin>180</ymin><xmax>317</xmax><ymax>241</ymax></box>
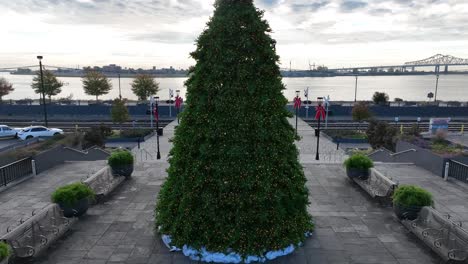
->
<box><xmin>340</xmin><ymin>0</ymin><xmax>368</xmax><ymax>12</ymax></box>
<box><xmin>1</xmin><ymin>0</ymin><xmax>468</xmax><ymax>68</ymax></box>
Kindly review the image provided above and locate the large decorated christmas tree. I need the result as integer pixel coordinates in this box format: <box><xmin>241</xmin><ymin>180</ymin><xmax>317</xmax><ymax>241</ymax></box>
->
<box><xmin>156</xmin><ymin>0</ymin><xmax>313</xmax><ymax>260</ymax></box>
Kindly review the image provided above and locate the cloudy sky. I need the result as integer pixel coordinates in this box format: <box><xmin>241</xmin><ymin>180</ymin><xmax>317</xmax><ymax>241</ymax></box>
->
<box><xmin>1</xmin><ymin>0</ymin><xmax>467</xmax><ymax>70</ymax></box>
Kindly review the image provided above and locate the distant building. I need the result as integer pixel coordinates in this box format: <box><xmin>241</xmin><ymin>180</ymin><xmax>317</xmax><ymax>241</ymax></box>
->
<box><xmin>102</xmin><ymin>64</ymin><xmax>122</xmax><ymax>73</ymax></box>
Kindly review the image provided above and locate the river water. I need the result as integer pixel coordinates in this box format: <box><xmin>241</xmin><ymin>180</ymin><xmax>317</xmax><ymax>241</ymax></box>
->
<box><xmin>1</xmin><ymin>72</ymin><xmax>467</xmax><ymax>102</ymax></box>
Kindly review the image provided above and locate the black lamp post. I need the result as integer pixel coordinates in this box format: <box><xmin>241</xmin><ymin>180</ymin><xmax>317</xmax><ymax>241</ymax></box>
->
<box><xmin>156</xmin><ymin>96</ymin><xmax>161</xmax><ymax>160</ymax></box>
<box><xmin>37</xmin><ymin>56</ymin><xmax>48</xmax><ymax>127</ymax></box>
<box><xmin>295</xmin><ymin>90</ymin><xmax>300</xmax><ymax>136</ymax></box>
<box><xmin>316</xmin><ymin>97</ymin><xmax>324</xmax><ymax>161</ymax></box>
<box><xmin>176</xmin><ymin>90</ymin><xmax>181</xmax><ymax>124</ymax></box>
<box><xmin>118</xmin><ymin>73</ymin><xmax>122</xmax><ymax>100</ymax></box>
<box><xmin>434</xmin><ymin>74</ymin><xmax>440</xmax><ymax>103</ymax></box>
<box><xmin>354</xmin><ymin>75</ymin><xmax>358</xmax><ymax>102</ymax></box>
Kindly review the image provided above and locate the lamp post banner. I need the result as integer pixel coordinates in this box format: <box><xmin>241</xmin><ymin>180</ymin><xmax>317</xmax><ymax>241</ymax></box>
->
<box><xmin>154</xmin><ymin>106</ymin><xmax>159</xmax><ymax>121</ymax></box>
<box><xmin>315</xmin><ymin>105</ymin><xmax>326</xmax><ymax>120</ymax></box>
<box><xmin>175</xmin><ymin>96</ymin><xmax>183</xmax><ymax>109</ymax></box>
<box><xmin>294</xmin><ymin>97</ymin><xmax>302</xmax><ymax>109</ymax></box>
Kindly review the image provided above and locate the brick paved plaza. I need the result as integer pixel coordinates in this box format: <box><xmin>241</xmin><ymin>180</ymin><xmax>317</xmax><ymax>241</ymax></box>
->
<box><xmin>2</xmin><ymin>119</ymin><xmax>466</xmax><ymax>263</ymax></box>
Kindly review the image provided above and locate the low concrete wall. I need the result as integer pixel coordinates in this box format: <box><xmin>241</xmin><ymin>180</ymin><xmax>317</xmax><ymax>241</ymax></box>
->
<box><xmin>34</xmin><ymin>146</ymin><xmax>110</xmax><ymax>174</ymax></box>
<box><xmin>368</xmin><ymin>148</ymin><xmax>395</xmax><ymax>163</ymax></box>
<box><xmin>83</xmin><ymin>166</ymin><xmax>125</xmax><ymax>203</ymax></box>
<box><xmin>395</xmin><ymin>141</ymin><xmax>448</xmax><ymax>177</ymax></box>
<box><xmin>0</xmin><ymin>203</ymin><xmax>77</xmax><ymax>258</ymax></box>
<box><xmin>369</xmin><ymin>141</ymin><xmax>458</xmax><ymax>177</ymax></box>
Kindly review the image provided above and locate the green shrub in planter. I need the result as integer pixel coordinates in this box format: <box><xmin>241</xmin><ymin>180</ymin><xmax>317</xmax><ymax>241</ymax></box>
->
<box><xmin>108</xmin><ymin>150</ymin><xmax>134</xmax><ymax>177</ymax></box>
<box><xmin>393</xmin><ymin>185</ymin><xmax>433</xmax><ymax>220</ymax></box>
<box><xmin>51</xmin><ymin>183</ymin><xmax>95</xmax><ymax>218</ymax></box>
<box><xmin>0</xmin><ymin>242</ymin><xmax>11</xmax><ymax>263</ymax></box>
<box><xmin>343</xmin><ymin>154</ymin><xmax>374</xmax><ymax>180</ymax></box>
<box><xmin>120</xmin><ymin>129</ymin><xmax>153</xmax><ymax>139</ymax></box>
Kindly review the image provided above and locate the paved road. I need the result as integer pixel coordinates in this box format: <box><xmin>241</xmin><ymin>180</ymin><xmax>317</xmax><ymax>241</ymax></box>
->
<box><xmin>0</xmin><ymin>138</ymin><xmax>20</xmax><ymax>152</ymax></box>
<box><xmin>34</xmin><ymin>118</ymin><xmax>442</xmax><ymax>264</ymax></box>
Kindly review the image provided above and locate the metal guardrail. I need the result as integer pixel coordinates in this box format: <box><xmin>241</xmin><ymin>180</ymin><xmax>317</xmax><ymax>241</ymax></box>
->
<box><xmin>448</xmin><ymin>160</ymin><xmax>468</xmax><ymax>184</ymax></box>
<box><xmin>0</xmin><ymin>157</ymin><xmax>33</xmax><ymax>187</ymax></box>
<box><xmin>390</xmin><ymin>149</ymin><xmax>416</xmax><ymax>156</ymax></box>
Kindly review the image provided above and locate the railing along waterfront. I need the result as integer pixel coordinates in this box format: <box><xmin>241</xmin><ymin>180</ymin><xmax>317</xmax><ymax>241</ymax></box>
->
<box><xmin>0</xmin><ymin>157</ymin><xmax>33</xmax><ymax>187</ymax></box>
<box><xmin>448</xmin><ymin>160</ymin><xmax>468</xmax><ymax>184</ymax></box>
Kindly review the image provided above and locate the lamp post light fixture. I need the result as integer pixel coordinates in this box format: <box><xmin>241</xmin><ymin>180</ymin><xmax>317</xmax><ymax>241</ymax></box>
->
<box><xmin>315</xmin><ymin>97</ymin><xmax>325</xmax><ymax>161</ymax></box>
<box><xmin>155</xmin><ymin>96</ymin><xmax>161</xmax><ymax>160</ymax></box>
<box><xmin>37</xmin><ymin>56</ymin><xmax>48</xmax><ymax>127</ymax></box>
<box><xmin>417</xmin><ymin>117</ymin><xmax>421</xmax><ymax>132</ymax></box>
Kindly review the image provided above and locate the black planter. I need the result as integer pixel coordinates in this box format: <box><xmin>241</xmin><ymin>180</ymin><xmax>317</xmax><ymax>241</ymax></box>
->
<box><xmin>58</xmin><ymin>198</ymin><xmax>90</xmax><ymax>218</ymax></box>
<box><xmin>111</xmin><ymin>164</ymin><xmax>134</xmax><ymax>178</ymax></box>
<box><xmin>346</xmin><ymin>167</ymin><xmax>369</xmax><ymax>180</ymax></box>
<box><xmin>393</xmin><ymin>202</ymin><xmax>423</xmax><ymax>220</ymax></box>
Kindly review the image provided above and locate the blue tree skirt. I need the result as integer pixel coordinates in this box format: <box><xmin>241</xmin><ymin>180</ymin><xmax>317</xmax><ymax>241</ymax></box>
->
<box><xmin>161</xmin><ymin>232</ymin><xmax>313</xmax><ymax>263</ymax></box>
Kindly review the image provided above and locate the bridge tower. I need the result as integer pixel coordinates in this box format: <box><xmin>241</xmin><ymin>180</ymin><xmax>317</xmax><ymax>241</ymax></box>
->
<box><xmin>444</xmin><ymin>65</ymin><xmax>448</xmax><ymax>73</ymax></box>
<box><xmin>435</xmin><ymin>65</ymin><xmax>440</xmax><ymax>73</ymax></box>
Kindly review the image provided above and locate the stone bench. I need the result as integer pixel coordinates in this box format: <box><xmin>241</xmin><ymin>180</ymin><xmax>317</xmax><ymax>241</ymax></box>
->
<box><xmin>0</xmin><ymin>204</ymin><xmax>76</xmax><ymax>258</ymax></box>
<box><xmin>402</xmin><ymin>207</ymin><xmax>468</xmax><ymax>262</ymax></box>
<box><xmin>352</xmin><ymin>168</ymin><xmax>398</xmax><ymax>205</ymax></box>
<box><xmin>83</xmin><ymin>166</ymin><xmax>125</xmax><ymax>203</ymax></box>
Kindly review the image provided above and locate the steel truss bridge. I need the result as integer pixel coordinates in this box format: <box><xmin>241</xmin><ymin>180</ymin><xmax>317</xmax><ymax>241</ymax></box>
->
<box><xmin>329</xmin><ymin>54</ymin><xmax>468</xmax><ymax>73</ymax></box>
<box><xmin>0</xmin><ymin>65</ymin><xmax>79</xmax><ymax>71</ymax></box>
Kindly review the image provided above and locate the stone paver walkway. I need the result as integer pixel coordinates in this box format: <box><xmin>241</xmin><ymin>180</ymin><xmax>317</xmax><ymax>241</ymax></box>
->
<box><xmin>291</xmin><ymin>117</ymin><xmax>347</xmax><ymax>164</ymax></box>
<box><xmin>0</xmin><ymin>160</ymin><xmax>105</xmax><ymax>237</ymax></box>
<box><xmin>376</xmin><ymin>163</ymin><xmax>468</xmax><ymax>227</ymax></box>
<box><xmin>34</xmin><ymin>119</ymin><xmax>441</xmax><ymax>264</ymax></box>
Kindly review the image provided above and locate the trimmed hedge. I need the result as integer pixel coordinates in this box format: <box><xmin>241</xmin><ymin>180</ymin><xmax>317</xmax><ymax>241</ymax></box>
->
<box><xmin>108</xmin><ymin>150</ymin><xmax>134</xmax><ymax>167</ymax></box>
<box><xmin>393</xmin><ymin>185</ymin><xmax>433</xmax><ymax>207</ymax></box>
<box><xmin>344</xmin><ymin>154</ymin><xmax>374</xmax><ymax>170</ymax></box>
<box><xmin>51</xmin><ymin>183</ymin><xmax>95</xmax><ymax>207</ymax></box>
<box><xmin>120</xmin><ymin>129</ymin><xmax>153</xmax><ymax>139</ymax></box>
<box><xmin>0</xmin><ymin>242</ymin><xmax>10</xmax><ymax>261</ymax></box>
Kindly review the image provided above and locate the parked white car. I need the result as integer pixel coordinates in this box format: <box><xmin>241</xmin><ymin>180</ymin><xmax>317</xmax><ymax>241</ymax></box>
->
<box><xmin>17</xmin><ymin>126</ymin><xmax>64</xmax><ymax>140</ymax></box>
<box><xmin>0</xmin><ymin>125</ymin><xmax>21</xmax><ymax>139</ymax></box>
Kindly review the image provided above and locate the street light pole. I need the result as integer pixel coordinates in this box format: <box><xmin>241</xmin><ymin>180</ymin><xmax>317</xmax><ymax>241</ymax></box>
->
<box><xmin>434</xmin><ymin>74</ymin><xmax>440</xmax><ymax>103</ymax></box>
<box><xmin>118</xmin><ymin>73</ymin><xmax>122</xmax><ymax>100</ymax></box>
<box><xmin>156</xmin><ymin>96</ymin><xmax>161</xmax><ymax>160</ymax></box>
<box><xmin>37</xmin><ymin>56</ymin><xmax>48</xmax><ymax>127</ymax></box>
<box><xmin>316</xmin><ymin>97</ymin><xmax>325</xmax><ymax>161</ymax></box>
<box><xmin>294</xmin><ymin>90</ymin><xmax>300</xmax><ymax>136</ymax></box>
<box><xmin>150</xmin><ymin>96</ymin><xmax>154</xmax><ymax>128</ymax></box>
<box><xmin>354</xmin><ymin>75</ymin><xmax>358</xmax><ymax>102</ymax></box>
<box><xmin>175</xmin><ymin>90</ymin><xmax>181</xmax><ymax>124</ymax></box>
